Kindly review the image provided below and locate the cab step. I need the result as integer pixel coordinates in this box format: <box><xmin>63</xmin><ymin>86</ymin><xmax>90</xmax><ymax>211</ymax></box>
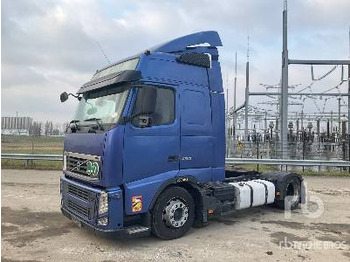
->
<box><xmin>125</xmin><ymin>226</ymin><xmax>150</xmax><ymax>237</ymax></box>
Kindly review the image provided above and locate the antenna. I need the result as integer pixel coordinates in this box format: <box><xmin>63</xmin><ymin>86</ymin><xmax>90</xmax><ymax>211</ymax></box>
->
<box><xmin>96</xmin><ymin>41</ymin><xmax>112</xmax><ymax>65</ymax></box>
<box><xmin>247</xmin><ymin>35</ymin><xmax>250</xmax><ymax>62</ymax></box>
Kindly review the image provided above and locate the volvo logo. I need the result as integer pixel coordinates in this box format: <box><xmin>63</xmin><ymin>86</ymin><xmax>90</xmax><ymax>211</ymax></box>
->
<box><xmin>71</xmin><ymin>160</ymin><xmax>88</xmax><ymax>172</ymax></box>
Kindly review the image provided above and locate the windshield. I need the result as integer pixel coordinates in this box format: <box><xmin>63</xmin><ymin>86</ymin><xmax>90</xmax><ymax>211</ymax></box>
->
<box><xmin>74</xmin><ymin>89</ymin><xmax>129</xmax><ymax>126</ymax></box>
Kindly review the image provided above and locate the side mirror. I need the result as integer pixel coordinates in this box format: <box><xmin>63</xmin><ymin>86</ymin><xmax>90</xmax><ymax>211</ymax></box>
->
<box><xmin>130</xmin><ymin>114</ymin><xmax>152</xmax><ymax>128</ymax></box>
<box><xmin>138</xmin><ymin>115</ymin><xmax>151</xmax><ymax>128</ymax></box>
<box><xmin>60</xmin><ymin>92</ymin><xmax>69</xmax><ymax>102</ymax></box>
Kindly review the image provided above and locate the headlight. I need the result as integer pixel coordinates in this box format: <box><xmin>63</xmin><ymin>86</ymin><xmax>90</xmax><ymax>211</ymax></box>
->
<box><xmin>98</xmin><ymin>191</ymin><xmax>108</xmax><ymax>215</ymax></box>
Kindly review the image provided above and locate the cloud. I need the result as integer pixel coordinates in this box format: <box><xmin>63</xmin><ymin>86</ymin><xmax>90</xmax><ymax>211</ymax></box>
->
<box><xmin>2</xmin><ymin>0</ymin><xmax>350</xmax><ymax>124</ymax></box>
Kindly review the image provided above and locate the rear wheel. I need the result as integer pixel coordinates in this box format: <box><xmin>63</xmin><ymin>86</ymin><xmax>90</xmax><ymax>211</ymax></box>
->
<box><xmin>275</xmin><ymin>176</ymin><xmax>301</xmax><ymax>210</ymax></box>
<box><xmin>151</xmin><ymin>186</ymin><xmax>194</xmax><ymax>240</ymax></box>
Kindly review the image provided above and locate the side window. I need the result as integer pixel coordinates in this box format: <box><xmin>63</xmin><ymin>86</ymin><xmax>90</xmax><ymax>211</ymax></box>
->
<box><xmin>132</xmin><ymin>87</ymin><xmax>175</xmax><ymax>127</ymax></box>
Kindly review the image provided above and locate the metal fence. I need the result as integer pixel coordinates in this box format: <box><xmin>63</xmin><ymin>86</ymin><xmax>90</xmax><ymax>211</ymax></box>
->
<box><xmin>2</xmin><ymin>153</ymin><xmax>350</xmax><ymax>171</ymax></box>
<box><xmin>2</xmin><ymin>134</ymin><xmax>350</xmax><ymax>172</ymax></box>
<box><xmin>226</xmin><ymin>136</ymin><xmax>350</xmax><ymax>161</ymax></box>
<box><xmin>1</xmin><ymin>153</ymin><xmax>62</xmax><ymax>167</ymax></box>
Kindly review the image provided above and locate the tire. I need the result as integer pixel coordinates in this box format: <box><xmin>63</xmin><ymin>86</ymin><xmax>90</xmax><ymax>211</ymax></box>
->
<box><xmin>151</xmin><ymin>186</ymin><xmax>195</xmax><ymax>240</ymax></box>
<box><xmin>275</xmin><ymin>176</ymin><xmax>301</xmax><ymax>210</ymax></box>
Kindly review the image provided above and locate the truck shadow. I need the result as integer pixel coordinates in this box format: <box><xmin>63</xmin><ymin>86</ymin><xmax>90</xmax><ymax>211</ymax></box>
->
<box><xmin>92</xmin><ymin>205</ymin><xmax>286</xmax><ymax>246</ymax></box>
<box><xmin>0</xmin><ymin>205</ymin><xmax>288</xmax><ymax>248</ymax></box>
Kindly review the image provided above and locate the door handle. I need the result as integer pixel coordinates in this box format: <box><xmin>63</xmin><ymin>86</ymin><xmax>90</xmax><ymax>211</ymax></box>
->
<box><xmin>168</xmin><ymin>155</ymin><xmax>179</xmax><ymax>162</ymax></box>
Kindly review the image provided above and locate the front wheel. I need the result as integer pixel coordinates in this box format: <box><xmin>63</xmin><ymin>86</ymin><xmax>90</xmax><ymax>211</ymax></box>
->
<box><xmin>151</xmin><ymin>186</ymin><xmax>194</xmax><ymax>240</ymax></box>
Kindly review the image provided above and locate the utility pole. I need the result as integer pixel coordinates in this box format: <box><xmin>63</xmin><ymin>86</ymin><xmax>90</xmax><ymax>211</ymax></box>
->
<box><xmin>301</xmin><ymin>110</ymin><xmax>304</xmax><ymax>130</ymax></box>
<box><xmin>225</xmin><ymin>71</ymin><xmax>229</xmax><ymax>157</ymax></box>
<box><xmin>280</xmin><ymin>0</ymin><xmax>289</xmax><ymax>158</ymax></box>
<box><xmin>348</xmin><ymin>64</ymin><xmax>350</xmax><ymax>138</ymax></box>
<box><xmin>233</xmin><ymin>52</ymin><xmax>238</xmax><ymax>152</ymax></box>
<box><xmin>348</xmin><ymin>27</ymin><xmax>350</xmax><ymax>140</ymax></box>
<box><xmin>226</xmin><ymin>70</ymin><xmax>229</xmax><ymax>113</ymax></box>
<box><xmin>331</xmin><ymin>111</ymin><xmax>333</xmax><ymax>134</ymax></box>
<box><xmin>338</xmin><ymin>97</ymin><xmax>341</xmax><ymax>136</ymax></box>
<box><xmin>245</xmin><ymin>37</ymin><xmax>250</xmax><ymax>141</ymax></box>
<box><xmin>348</xmin><ymin>28</ymin><xmax>350</xmax><ymax>163</ymax></box>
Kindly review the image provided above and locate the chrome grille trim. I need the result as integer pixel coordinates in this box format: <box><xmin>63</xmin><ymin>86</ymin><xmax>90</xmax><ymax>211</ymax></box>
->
<box><xmin>64</xmin><ymin>152</ymin><xmax>101</xmax><ymax>181</ymax></box>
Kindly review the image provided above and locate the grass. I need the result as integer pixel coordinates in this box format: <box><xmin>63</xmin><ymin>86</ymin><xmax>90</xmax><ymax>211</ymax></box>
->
<box><xmin>1</xmin><ymin>159</ymin><xmax>63</xmax><ymax>170</ymax></box>
<box><xmin>232</xmin><ymin>164</ymin><xmax>350</xmax><ymax>177</ymax></box>
<box><xmin>1</xmin><ymin>135</ymin><xmax>63</xmax><ymax>154</ymax></box>
<box><xmin>1</xmin><ymin>135</ymin><xmax>63</xmax><ymax>169</ymax></box>
<box><xmin>233</xmin><ymin>164</ymin><xmax>280</xmax><ymax>173</ymax></box>
<box><xmin>2</xmin><ymin>135</ymin><xmax>350</xmax><ymax>175</ymax></box>
<box><xmin>301</xmin><ymin>169</ymin><xmax>350</xmax><ymax>177</ymax></box>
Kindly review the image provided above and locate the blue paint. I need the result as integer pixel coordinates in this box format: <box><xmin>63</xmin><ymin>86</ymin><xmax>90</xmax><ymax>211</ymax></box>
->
<box><xmin>124</xmin><ymin>170</ymin><xmax>179</xmax><ymax>215</ymax></box>
<box><xmin>150</xmin><ymin>31</ymin><xmax>222</xmax><ymax>53</ymax></box>
<box><xmin>61</xmin><ymin>31</ymin><xmax>226</xmax><ymax>233</ymax></box>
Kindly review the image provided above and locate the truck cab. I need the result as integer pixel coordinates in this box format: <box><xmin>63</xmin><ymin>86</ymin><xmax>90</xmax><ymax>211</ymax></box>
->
<box><xmin>60</xmin><ymin>31</ymin><xmax>303</xmax><ymax>239</ymax></box>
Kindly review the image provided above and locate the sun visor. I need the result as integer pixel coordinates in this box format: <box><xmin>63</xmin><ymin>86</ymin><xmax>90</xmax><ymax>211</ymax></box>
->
<box><xmin>77</xmin><ymin>70</ymin><xmax>142</xmax><ymax>94</ymax></box>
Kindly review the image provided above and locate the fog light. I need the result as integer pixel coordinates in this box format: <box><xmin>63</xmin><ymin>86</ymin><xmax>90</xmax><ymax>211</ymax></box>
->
<box><xmin>98</xmin><ymin>192</ymin><xmax>109</xmax><ymax>215</ymax></box>
<box><xmin>98</xmin><ymin>217</ymin><xmax>108</xmax><ymax>226</ymax></box>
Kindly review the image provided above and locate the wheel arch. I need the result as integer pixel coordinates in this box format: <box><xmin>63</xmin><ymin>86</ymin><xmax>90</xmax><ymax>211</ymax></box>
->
<box><xmin>149</xmin><ymin>175</ymin><xmax>199</xmax><ymax>210</ymax></box>
<box><xmin>259</xmin><ymin>171</ymin><xmax>303</xmax><ymax>201</ymax></box>
<box><xmin>149</xmin><ymin>176</ymin><xmax>207</xmax><ymax>227</ymax></box>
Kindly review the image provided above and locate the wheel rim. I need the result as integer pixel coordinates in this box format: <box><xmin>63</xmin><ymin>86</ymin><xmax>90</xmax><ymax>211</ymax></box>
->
<box><xmin>286</xmin><ymin>181</ymin><xmax>300</xmax><ymax>203</ymax></box>
<box><xmin>162</xmin><ymin>197</ymin><xmax>189</xmax><ymax>228</ymax></box>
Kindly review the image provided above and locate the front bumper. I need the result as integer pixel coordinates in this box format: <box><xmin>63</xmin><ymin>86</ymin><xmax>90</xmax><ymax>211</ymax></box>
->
<box><xmin>60</xmin><ymin>175</ymin><xmax>150</xmax><ymax>238</ymax></box>
<box><xmin>60</xmin><ymin>207</ymin><xmax>152</xmax><ymax>238</ymax></box>
<box><xmin>61</xmin><ymin>207</ymin><xmax>128</xmax><ymax>238</ymax></box>
<box><xmin>60</xmin><ymin>176</ymin><xmax>123</xmax><ymax>233</ymax></box>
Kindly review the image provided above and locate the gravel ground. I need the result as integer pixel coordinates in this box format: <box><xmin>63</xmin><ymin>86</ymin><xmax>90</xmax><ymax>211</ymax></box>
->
<box><xmin>1</xmin><ymin>169</ymin><xmax>350</xmax><ymax>261</ymax></box>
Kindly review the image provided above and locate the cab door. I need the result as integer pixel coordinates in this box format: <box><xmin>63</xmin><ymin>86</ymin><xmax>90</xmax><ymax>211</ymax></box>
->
<box><xmin>123</xmin><ymin>86</ymin><xmax>180</xmax><ymax>183</ymax></box>
<box><xmin>179</xmin><ymin>85</ymin><xmax>213</xmax><ymax>180</ymax></box>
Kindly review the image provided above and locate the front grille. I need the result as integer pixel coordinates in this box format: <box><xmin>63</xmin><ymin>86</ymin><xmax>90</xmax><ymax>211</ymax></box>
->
<box><xmin>68</xmin><ymin>200</ymin><xmax>90</xmax><ymax>219</ymax></box>
<box><xmin>65</xmin><ymin>152</ymin><xmax>100</xmax><ymax>180</ymax></box>
<box><xmin>68</xmin><ymin>184</ymin><xmax>90</xmax><ymax>201</ymax></box>
<box><xmin>66</xmin><ymin>156</ymin><xmax>89</xmax><ymax>175</ymax></box>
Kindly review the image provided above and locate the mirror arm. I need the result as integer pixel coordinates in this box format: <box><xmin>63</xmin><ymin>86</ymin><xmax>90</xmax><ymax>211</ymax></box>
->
<box><xmin>69</xmin><ymin>93</ymin><xmax>82</xmax><ymax>100</ymax></box>
<box><xmin>61</xmin><ymin>92</ymin><xmax>81</xmax><ymax>103</ymax></box>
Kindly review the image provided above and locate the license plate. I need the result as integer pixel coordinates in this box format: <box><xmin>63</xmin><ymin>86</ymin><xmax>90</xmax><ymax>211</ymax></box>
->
<box><xmin>71</xmin><ymin>215</ymin><xmax>82</xmax><ymax>228</ymax></box>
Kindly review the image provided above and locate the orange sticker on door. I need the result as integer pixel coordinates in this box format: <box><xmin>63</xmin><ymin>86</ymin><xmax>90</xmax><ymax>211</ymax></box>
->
<box><xmin>132</xmin><ymin>196</ymin><xmax>143</xmax><ymax>213</ymax></box>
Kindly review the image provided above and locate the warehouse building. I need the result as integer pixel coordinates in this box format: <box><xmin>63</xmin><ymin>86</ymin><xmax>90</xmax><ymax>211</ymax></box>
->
<box><xmin>1</xmin><ymin>116</ymin><xmax>33</xmax><ymax>135</ymax></box>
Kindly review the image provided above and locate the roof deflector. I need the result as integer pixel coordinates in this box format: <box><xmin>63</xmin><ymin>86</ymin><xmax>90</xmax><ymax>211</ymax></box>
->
<box><xmin>150</xmin><ymin>31</ymin><xmax>222</xmax><ymax>53</ymax></box>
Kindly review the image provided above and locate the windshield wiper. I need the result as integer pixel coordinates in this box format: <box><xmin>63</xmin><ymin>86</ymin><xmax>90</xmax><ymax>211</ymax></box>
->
<box><xmin>84</xmin><ymin>118</ymin><xmax>104</xmax><ymax>131</ymax></box>
<box><xmin>66</xmin><ymin>119</ymin><xmax>80</xmax><ymax>132</ymax></box>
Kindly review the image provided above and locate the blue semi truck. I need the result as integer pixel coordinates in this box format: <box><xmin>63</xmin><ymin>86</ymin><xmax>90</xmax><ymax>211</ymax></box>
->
<box><xmin>60</xmin><ymin>31</ymin><xmax>305</xmax><ymax>240</ymax></box>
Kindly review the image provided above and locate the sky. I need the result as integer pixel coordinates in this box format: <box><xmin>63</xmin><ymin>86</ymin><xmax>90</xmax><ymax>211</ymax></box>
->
<box><xmin>1</xmin><ymin>0</ymin><xmax>350</xmax><ymax>125</ymax></box>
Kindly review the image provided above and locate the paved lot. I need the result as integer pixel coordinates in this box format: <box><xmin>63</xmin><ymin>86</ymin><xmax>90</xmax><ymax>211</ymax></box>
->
<box><xmin>1</xmin><ymin>169</ymin><xmax>350</xmax><ymax>261</ymax></box>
